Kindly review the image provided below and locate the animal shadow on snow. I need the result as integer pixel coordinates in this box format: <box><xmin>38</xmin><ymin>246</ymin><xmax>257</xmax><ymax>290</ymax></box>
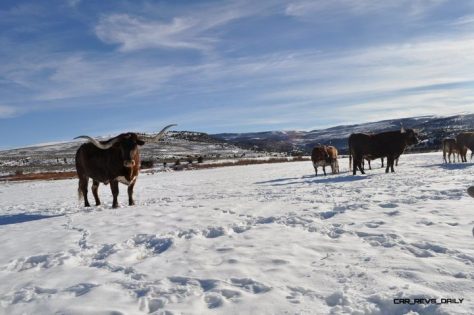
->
<box><xmin>255</xmin><ymin>173</ymin><xmax>369</xmax><ymax>186</ymax></box>
<box><xmin>420</xmin><ymin>162</ymin><xmax>474</xmax><ymax>170</ymax></box>
<box><xmin>0</xmin><ymin>213</ymin><xmax>64</xmax><ymax>226</ymax></box>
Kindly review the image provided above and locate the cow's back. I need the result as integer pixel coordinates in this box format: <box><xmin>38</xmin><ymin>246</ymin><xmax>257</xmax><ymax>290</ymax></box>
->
<box><xmin>370</xmin><ymin>131</ymin><xmax>407</xmax><ymax>157</ymax></box>
<box><xmin>457</xmin><ymin>132</ymin><xmax>474</xmax><ymax>149</ymax></box>
<box><xmin>348</xmin><ymin>133</ymin><xmax>372</xmax><ymax>156</ymax></box>
<box><xmin>311</xmin><ymin>147</ymin><xmax>326</xmax><ymax>162</ymax></box>
<box><xmin>75</xmin><ymin>143</ymin><xmax>121</xmax><ymax>182</ymax></box>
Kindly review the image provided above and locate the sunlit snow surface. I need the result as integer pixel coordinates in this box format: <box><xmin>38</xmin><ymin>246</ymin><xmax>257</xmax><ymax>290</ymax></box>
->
<box><xmin>0</xmin><ymin>153</ymin><xmax>473</xmax><ymax>314</ymax></box>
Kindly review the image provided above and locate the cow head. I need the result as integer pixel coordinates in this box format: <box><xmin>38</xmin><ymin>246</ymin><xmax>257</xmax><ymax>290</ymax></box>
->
<box><xmin>402</xmin><ymin>128</ymin><xmax>419</xmax><ymax>146</ymax></box>
<box><xmin>75</xmin><ymin>124</ymin><xmax>176</xmax><ymax>168</ymax></box>
<box><xmin>115</xmin><ymin>133</ymin><xmax>144</xmax><ymax>168</ymax></box>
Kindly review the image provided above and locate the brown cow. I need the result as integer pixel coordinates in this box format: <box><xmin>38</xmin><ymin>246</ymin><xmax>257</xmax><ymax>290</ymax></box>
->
<box><xmin>442</xmin><ymin>138</ymin><xmax>462</xmax><ymax>163</ymax></box>
<box><xmin>326</xmin><ymin>146</ymin><xmax>340</xmax><ymax>174</ymax></box>
<box><xmin>75</xmin><ymin>124</ymin><xmax>176</xmax><ymax>208</ymax></box>
<box><xmin>311</xmin><ymin>146</ymin><xmax>331</xmax><ymax>176</ymax></box>
<box><xmin>456</xmin><ymin>132</ymin><xmax>474</xmax><ymax>162</ymax></box>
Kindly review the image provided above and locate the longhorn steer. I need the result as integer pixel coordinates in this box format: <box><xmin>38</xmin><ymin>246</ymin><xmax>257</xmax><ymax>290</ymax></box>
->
<box><xmin>348</xmin><ymin>128</ymin><xmax>418</xmax><ymax>175</ymax></box>
<box><xmin>75</xmin><ymin>124</ymin><xmax>176</xmax><ymax>208</ymax></box>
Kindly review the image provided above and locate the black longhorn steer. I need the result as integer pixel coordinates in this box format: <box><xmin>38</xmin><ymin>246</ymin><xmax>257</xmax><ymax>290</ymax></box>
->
<box><xmin>75</xmin><ymin>124</ymin><xmax>176</xmax><ymax>208</ymax></box>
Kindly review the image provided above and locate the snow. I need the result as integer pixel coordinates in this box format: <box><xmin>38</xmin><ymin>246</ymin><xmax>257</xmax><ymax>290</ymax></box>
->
<box><xmin>0</xmin><ymin>152</ymin><xmax>473</xmax><ymax>314</ymax></box>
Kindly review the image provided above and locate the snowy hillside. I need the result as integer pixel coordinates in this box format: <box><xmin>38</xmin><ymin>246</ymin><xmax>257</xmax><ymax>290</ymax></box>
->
<box><xmin>0</xmin><ymin>131</ymin><xmax>263</xmax><ymax>176</ymax></box>
<box><xmin>0</xmin><ymin>153</ymin><xmax>473</xmax><ymax>314</ymax></box>
<box><xmin>213</xmin><ymin>114</ymin><xmax>474</xmax><ymax>154</ymax></box>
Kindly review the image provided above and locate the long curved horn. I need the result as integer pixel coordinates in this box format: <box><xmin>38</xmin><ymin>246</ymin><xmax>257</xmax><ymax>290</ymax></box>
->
<box><xmin>146</xmin><ymin>124</ymin><xmax>177</xmax><ymax>142</ymax></box>
<box><xmin>74</xmin><ymin>135</ymin><xmax>119</xmax><ymax>149</ymax></box>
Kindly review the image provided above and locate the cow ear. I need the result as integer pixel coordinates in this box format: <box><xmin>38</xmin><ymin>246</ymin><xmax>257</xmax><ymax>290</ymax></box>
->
<box><xmin>137</xmin><ymin>139</ymin><xmax>145</xmax><ymax>146</ymax></box>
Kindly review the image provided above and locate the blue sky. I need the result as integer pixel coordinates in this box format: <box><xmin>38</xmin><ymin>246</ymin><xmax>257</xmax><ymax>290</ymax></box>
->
<box><xmin>1</xmin><ymin>0</ymin><xmax>474</xmax><ymax>148</ymax></box>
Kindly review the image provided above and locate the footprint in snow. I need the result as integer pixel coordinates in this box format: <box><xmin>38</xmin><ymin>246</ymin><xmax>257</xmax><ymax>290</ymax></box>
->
<box><xmin>378</xmin><ymin>203</ymin><xmax>398</xmax><ymax>208</ymax></box>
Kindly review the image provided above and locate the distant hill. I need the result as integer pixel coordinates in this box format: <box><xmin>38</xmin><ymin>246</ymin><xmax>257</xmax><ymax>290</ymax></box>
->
<box><xmin>0</xmin><ymin>131</ymin><xmax>260</xmax><ymax>175</ymax></box>
<box><xmin>1</xmin><ymin>114</ymin><xmax>473</xmax><ymax>175</ymax></box>
<box><xmin>211</xmin><ymin>114</ymin><xmax>474</xmax><ymax>154</ymax></box>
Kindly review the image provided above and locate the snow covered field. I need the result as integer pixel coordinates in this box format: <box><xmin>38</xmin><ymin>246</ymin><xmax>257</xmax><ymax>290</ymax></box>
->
<box><xmin>0</xmin><ymin>152</ymin><xmax>473</xmax><ymax>314</ymax></box>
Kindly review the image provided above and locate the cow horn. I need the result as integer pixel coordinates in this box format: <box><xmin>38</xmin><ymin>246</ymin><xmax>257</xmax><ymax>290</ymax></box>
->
<box><xmin>74</xmin><ymin>135</ymin><xmax>119</xmax><ymax>149</ymax></box>
<box><xmin>144</xmin><ymin>124</ymin><xmax>177</xmax><ymax>142</ymax></box>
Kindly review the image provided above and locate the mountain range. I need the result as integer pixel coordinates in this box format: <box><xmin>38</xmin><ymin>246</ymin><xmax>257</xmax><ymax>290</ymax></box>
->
<box><xmin>211</xmin><ymin>114</ymin><xmax>474</xmax><ymax>154</ymax></box>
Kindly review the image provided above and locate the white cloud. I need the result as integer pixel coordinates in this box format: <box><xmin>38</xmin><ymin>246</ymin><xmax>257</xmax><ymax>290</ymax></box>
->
<box><xmin>66</xmin><ymin>0</ymin><xmax>81</xmax><ymax>8</ymax></box>
<box><xmin>95</xmin><ymin>14</ymin><xmax>213</xmax><ymax>52</ymax></box>
<box><xmin>94</xmin><ymin>1</ymin><xmax>276</xmax><ymax>52</ymax></box>
<box><xmin>0</xmin><ymin>105</ymin><xmax>18</xmax><ymax>118</ymax></box>
<box><xmin>285</xmin><ymin>0</ymin><xmax>447</xmax><ymax>18</ymax></box>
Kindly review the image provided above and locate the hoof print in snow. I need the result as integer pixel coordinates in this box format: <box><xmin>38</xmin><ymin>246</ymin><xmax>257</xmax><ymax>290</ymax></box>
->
<box><xmin>204</xmin><ymin>293</ymin><xmax>224</xmax><ymax>309</ymax></box>
<box><xmin>64</xmin><ymin>283</ymin><xmax>99</xmax><ymax>297</ymax></box>
<box><xmin>203</xmin><ymin>227</ymin><xmax>226</xmax><ymax>238</ymax></box>
<box><xmin>132</xmin><ymin>234</ymin><xmax>173</xmax><ymax>254</ymax></box>
<box><xmin>230</xmin><ymin>278</ymin><xmax>271</xmax><ymax>294</ymax></box>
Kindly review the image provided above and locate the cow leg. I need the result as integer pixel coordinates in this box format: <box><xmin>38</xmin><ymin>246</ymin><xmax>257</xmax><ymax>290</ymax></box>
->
<box><xmin>368</xmin><ymin>159</ymin><xmax>372</xmax><ymax>170</ymax></box>
<box><xmin>395</xmin><ymin>158</ymin><xmax>399</xmax><ymax>166</ymax></box>
<box><xmin>381</xmin><ymin>157</ymin><xmax>384</xmax><ymax>168</ymax></box>
<box><xmin>354</xmin><ymin>156</ymin><xmax>364</xmax><ymax>175</ymax></box>
<box><xmin>128</xmin><ymin>182</ymin><xmax>135</xmax><ymax>206</ymax></box>
<box><xmin>385</xmin><ymin>156</ymin><xmax>393</xmax><ymax>173</ymax></box>
<box><xmin>323</xmin><ymin>165</ymin><xmax>327</xmax><ymax>176</ymax></box>
<box><xmin>79</xmin><ymin>176</ymin><xmax>90</xmax><ymax>207</ymax></box>
<box><xmin>92</xmin><ymin>180</ymin><xmax>101</xmax><ymax>206</ymax></box>
<box><xmin>332</xmin><ymin>160</ymin><xmax>339</xmax><ymax>174</ymax></box>
<box><xmin>313</xmin><ymin>164</ymin><xmax>318</xmax><ymax>176</ymax></box>
<box><xmin>110</xmin><ymin>180</ymin><xmax>119</xmax><ymax>208</ymax></box>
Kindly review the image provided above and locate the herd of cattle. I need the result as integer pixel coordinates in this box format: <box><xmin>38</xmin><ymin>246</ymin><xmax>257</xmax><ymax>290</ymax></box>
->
<box><xmin>311</xmin><ymin>128</ymin><xmax>474</xmax><ymax>176</ymax></box>
<box><xmin>442</xmin><ymin>133</ymin><xmax>474</xmax><ymax>163</ymax></box>
<box><xmin>73</xmin><ymin>124</ymin><xmax>474</xmax><ymax>208</ymax></box>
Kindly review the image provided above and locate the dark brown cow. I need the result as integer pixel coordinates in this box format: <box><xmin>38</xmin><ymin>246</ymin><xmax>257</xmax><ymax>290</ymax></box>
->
<box><xmin>456</xmin><ymin>132</ymin><xmax>474</xmax><ymax>162</ymax></box>
<box><xmin>442</xmin><ymin>138</ymin><xmax>462</xmax><ymax>163</ymax></box>
<box><xmin>311</xmin><ymin>146</ymin><xmax>331</xmax><ymax>176</ymax></box>
<box><xmin>348</xmin><ymin>127</ymin><xmax>418</xmax><ymax>175</ymax></box>
<box><xmin>75</xmin><ymin>124</ymin><xmax>176</xmax><ymax>208</ymax></box>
